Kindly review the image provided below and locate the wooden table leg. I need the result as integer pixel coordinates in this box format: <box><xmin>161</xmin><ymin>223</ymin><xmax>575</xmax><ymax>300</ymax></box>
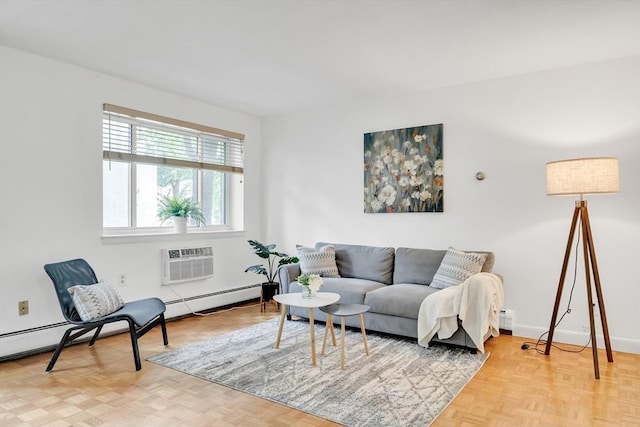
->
<box><xmin>309</xmin><ymin>308</ymin><xmax>316</xmax><ymax>366</ymax></box>
<box><xmin>322</xmin><ymin>314</ymin><xmax>333</xmax><ymax>355</ymax></box>
<box><xmin>274</xmin><ymin>304</ymin><xmax>288</xmax><ymax>349</ymax></box>
<box><xmin>329</xmin><ymin>315</ymin><xmax>337</xmax><ymax>346</ymax></box>
<box><xmin>359</xmin><ymin>313</ymin><xmax>369</xmax><ymax>356</ymax></box>
<box><xmin>341</xmin><ymin>317</ymin><xmax>346</xmax><ymax>370</ymax></box>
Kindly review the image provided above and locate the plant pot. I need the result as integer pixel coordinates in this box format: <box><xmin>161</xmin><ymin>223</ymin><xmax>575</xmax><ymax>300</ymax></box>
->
<box><xmin>172</xmin><ymin>217</ymin><xmax>187</xmax><ymax>233</ymax></box>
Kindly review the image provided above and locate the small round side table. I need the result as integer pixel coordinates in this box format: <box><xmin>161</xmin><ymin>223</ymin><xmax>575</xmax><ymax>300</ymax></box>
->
<box><xmin>319</xmin><ymin>303</ymin><xmax>370</xmax><ymax>370</ymax></box>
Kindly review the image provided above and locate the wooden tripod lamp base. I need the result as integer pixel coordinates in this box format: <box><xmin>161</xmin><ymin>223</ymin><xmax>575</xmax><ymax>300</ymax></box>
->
<box><xmin>545</xmin><ymin>157</ymin><xmax>619</xmax><ymax>380</ymax></box>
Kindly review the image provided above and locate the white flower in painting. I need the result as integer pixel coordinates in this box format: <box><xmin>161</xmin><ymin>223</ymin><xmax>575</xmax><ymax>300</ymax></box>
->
<box><xmin>414</xmin><ymin>154</ymin><xmax>426</xmax><ymax>165</ymax></box>
<box><xmin>392</xmin><ymin>150</ymin><xmax>404</xmax><ymax>164</ymax></box>
<box><xmin>365</xmin><ymin>150</ymin><xmax>372</xmax><ymax>158</ymax></box>
<box><xmin>434</xmin><ymin>159</ymin><xmax>444</xmax><ymax>175</ymax></box>
<box><xmin>398</xmin><ymin>176</ymin><xmax>411</xmax><ymax>188</ymax></box>
<box><xmin>409</xmin><ymin>147</ymin><xmax>419</xmax><ymax>155</ymax></box>
<box><xmin>371</xmin><ymin>160</ymin><xmax>384</xmax><ymax>175</ymax></box>
<box><xmin>414</xmin><ymin>134</ymin><xmax>423</xmax><ymax>143</ymax></box>
<box><xmin>370</xmin><ymin>199</ymin><xmax>383</xmax><ymax>212</ymax></box>
<box><xmin>403</xmin><ymin>141</ymin><xmax>413</xmax><ymax>149</ymax></box>
<box><xmin>373</xmin><ymin>140</ymin><xmax>382</xmax><ymax>149</ymax></box>
<box><xmin>411</xmin><ymin>191</ymin><xmax>421</xmax><ymax>199</ymax></box>
<box><xmin>377</xmin><ymin>185</ymin><xmax>397</xmax><ymax>205</ymax></box>
<box><xmin>400</xmin><ymin>198</ymin><xmax>411</xmax><ymax>209</ymax></box>
<box><xmin>382</xmin><ymin>175</ymin><xmax>390</xmax><ymax>184</ymax></box>
<box><xmin>403</xmin><ymin>160</ymin><xmax>417</xmax><ymax>173</ymax></box>
<box><xmin>390</xmin><ymin>169</ymin><xmax>399</xmax><ymax>177</ymax></box>
<box><xmin>383</xmin><ymin>154</ymin><xmax>393</xmax><ymax>165</ymax></box>
<box><xmin>419</xmin><ymin>190</ymin><xmax>432</xmax><ymax>201</ymax></box>
<box><xmin>409</xmin><ymin>175</ymin><xmax>423</xmax><ymax>186</ymax></box>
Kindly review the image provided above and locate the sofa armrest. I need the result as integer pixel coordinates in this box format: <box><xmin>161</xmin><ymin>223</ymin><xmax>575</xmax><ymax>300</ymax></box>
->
<box><xmin>278</xmin><ymin>263</ymin><xmax>301</xmax><ymax>294</ymax></box>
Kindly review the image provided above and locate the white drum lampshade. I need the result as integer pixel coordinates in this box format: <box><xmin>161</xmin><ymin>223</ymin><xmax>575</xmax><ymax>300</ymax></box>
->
<box><xmin>546</xmin><ymin>157</ymin><xmax>619</xmax><ymax>196</ymax></box>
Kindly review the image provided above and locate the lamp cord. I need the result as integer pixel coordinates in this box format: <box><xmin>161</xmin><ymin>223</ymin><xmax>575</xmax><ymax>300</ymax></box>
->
<box><xmin>167</xmin><ymin>284</ymin><xmax>261</xmax><ymax>317</ymax></box>
<box><xmin>522</xmin><ymin>216</ymin><xmax>592</xmax><ymax>354</ymax></box>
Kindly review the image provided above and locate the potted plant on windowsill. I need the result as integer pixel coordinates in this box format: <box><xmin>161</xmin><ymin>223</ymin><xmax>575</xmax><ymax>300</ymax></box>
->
<box><xmin>245</xmin><ymin>240</ymin><xmax>299</xmax><ymax>303</ymax></box>
<box><xmin>157</xmin><ymin>195</ymin><xmax>206</xmax><ymax>233</ymax></box>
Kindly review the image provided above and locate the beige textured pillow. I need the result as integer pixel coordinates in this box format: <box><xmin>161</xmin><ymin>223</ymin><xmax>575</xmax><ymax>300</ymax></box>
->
<box><xmin>297</xmin><ymin>245</ymin><xmax>340</xmax><ymax>277</ymax></box>
<box><xmin>430</xmin><ymin>247</ymin><xmax>487</xmax><ymax>289</ymax></box>
<box><xmin>68</xmin><ymin>281</ymin><xmax>124</xmax><ymax>321</ymax></box>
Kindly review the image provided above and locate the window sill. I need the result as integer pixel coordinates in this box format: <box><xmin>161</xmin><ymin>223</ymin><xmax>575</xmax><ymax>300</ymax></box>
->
<box><xmin>101</xmin><ymin>229</ymin><xmax>245</xmax><ymax>245</ymax></box>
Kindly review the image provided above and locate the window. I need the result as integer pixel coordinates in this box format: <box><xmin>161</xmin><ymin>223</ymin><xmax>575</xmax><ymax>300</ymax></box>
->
<box><xmin>102</xmin><ymin>104</ymin><xmax>244</xmax><ymax>232</ymax></box>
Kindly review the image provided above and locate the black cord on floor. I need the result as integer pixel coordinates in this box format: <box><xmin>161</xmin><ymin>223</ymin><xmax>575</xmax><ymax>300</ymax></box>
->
<box><xmin>521</xmin><ymin>217</ymin><xmax>591</xmax><ymax>354</ymax></box>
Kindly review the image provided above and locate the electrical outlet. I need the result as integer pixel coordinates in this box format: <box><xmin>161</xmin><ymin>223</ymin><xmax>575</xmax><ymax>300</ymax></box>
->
<box><xmin>119</xmin><ymin>274</ymin><xmax>126</xmax><ymax>286</ymax></box>
<box><xmin>18</xmin><ymin>300</ymin><xmax>29</xmax><ymax>316</ymax></box>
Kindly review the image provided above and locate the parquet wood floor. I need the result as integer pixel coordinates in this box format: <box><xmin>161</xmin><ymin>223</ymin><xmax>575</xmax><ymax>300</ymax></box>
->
<box><xmin>1</xmin><ymin>302</ymin><xmax>639</xmax><ymax>426</ymax></box>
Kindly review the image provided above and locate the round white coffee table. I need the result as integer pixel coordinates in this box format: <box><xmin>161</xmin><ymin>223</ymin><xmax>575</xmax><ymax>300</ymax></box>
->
<box><xmin>273</xmin><ymin>292</ymin><xmax>340</xmax><ymax>366</ymax></box>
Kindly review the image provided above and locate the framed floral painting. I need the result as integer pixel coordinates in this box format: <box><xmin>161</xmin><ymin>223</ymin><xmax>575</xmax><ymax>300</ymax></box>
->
<box><xmin>364</xmin><ymin>124</ymin><xmax>443</xmax><ymax>213</ymax></box>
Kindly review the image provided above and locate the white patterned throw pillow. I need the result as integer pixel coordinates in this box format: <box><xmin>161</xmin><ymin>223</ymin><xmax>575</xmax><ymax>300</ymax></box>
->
<box><xmin>297</xmin><ymin>245</ymin><xmax>340</xmax><ymax>277</ymax></box>
<box><xmin>68</xmin><ymin>280</ymin><xmax>124</xmax><ymax>321</ymax></box>
<box><xmin>430</xmin><ymin>247</ymin><xmax>487</xmax><ymax>289</ymax></box>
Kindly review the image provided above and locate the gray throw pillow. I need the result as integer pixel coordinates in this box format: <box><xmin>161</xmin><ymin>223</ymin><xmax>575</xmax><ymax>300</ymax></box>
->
<box><xmin>430</xmin><ymin>247</ymin><xmax>487</xmax><ymax>289</ymax></box>
<box><xmin>68</xmin><ymin>280</ymin><xmax>124</xmax><ymax>321</ymax></box>
<box><xmin>297</xmin><ymin>245</ymin><xmax>340</xmax><ymax>277</ymax></box>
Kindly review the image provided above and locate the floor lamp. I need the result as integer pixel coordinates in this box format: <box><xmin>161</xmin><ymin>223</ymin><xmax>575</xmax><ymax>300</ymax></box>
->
<box><xmin>544</xmin><ymin>157</ymin><xmax>619</xmax><ymax>379</ymax></box>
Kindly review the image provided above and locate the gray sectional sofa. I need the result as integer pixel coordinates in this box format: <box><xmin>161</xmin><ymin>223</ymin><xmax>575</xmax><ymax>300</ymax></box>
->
<box><xmin>278</xmin><ymin>242</ymin><xmax>496</xmax><ymax>351</ymax></box>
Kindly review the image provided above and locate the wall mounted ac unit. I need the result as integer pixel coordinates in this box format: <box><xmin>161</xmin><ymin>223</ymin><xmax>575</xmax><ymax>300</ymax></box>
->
<box><xmin>161</xmin><ymin>247</ymin><xmax>214</xmax><ymax>285</ymax></box>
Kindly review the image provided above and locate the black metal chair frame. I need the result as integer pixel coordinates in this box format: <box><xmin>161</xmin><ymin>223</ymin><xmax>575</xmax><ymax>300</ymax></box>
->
<box><xmin>44</xmin><ymin>258</ymin><xmax>168</xmax><ymax>372</ymax></box>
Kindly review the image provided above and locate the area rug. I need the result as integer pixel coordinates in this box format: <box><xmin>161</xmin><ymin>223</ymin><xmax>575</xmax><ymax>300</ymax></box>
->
<box><xmin>147</xmin><ymin>318</ymin><xmax>488</xmax><ymax>426</ymax></box>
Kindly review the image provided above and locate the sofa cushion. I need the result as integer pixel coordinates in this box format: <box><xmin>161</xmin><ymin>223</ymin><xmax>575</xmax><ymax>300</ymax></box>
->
<box><xmin>430</xmin><ymin>247</ymin><xmax>487</xmax><ymax>289</ymax></box>
<box><xmin>316</xmin><ymin>242</ymin><xmax>395</xmax><ymax>284</ymax></box>
<box><xmin>364</xmin><ymin>284</ymin><xmax>440</xmax><ymax>319</ymax></box>
<box><xmin>296</xmin><ymin>245</ymin><xmax>340</xmax><ymax>277</ymax></box>
<box><xmin>393</xmin><ymin>247</ymin><xmax>447</xmax><ymax>285</ymax></box>
<box><xmin>290</xmin><ymin>277</ymin><xmax>386</xmax><ymax>305</ymax></box>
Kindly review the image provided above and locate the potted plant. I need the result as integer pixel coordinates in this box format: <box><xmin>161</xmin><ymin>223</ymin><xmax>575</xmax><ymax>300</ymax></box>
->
<box><xmin>157</xmin><ymin>195</ymin><xmax>206</xmax><ymax>233</ymax></box>
<box><xmin>245</xmin><ymin>240</ymin><xmax>299</xmax><ymax>282</ymax></box>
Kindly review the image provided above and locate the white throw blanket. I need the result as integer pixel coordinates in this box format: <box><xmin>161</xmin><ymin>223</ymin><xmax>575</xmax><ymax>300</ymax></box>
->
<box><xmin>417</xmin><ymin>272</ymin><xmax>504</xmax><ymax>353</ymax></box>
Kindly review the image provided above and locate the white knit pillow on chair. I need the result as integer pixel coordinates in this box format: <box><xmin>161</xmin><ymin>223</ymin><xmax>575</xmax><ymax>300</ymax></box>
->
<box><xmin>68</xmin><ymin>280</ymin><xmax>124</xmax><ymax>321</ymax></box>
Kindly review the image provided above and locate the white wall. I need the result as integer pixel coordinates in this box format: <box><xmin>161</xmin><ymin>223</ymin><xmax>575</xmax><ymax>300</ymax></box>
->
<box><xmin>0</xmin><ymin>46</ymin><xmax>265</xmax><ymax>357</ymax></box>
<box><xmin>262</xmin><ymin>56</ymin><xmax>640</xmax><ymax>353</ymax></box>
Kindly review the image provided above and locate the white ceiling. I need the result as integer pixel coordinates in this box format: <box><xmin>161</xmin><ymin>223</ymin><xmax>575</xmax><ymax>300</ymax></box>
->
<box><xmin>1</xmin><ymin>0</ymin><xmax>639</xmax><ymax>117</ymax></box>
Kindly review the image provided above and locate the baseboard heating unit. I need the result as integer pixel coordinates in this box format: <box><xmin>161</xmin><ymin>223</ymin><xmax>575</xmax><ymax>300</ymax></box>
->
<box><xmin>162</xmin><ymin>246</ymin><xmax>214</xmax><ymax>285</ymax></box>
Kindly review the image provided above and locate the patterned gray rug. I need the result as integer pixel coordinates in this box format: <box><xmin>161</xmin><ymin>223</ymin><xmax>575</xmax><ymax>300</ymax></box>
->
<box><xmin>147</xmin><ymin>318</ymin><xmax>488</xmax><ymax>426</ymax></box>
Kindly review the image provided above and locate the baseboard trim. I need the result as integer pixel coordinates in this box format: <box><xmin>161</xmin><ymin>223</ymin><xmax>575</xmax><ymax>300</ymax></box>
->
<box><xmin>0</xmin><ymin>296</ymin><xmax>260</xmax><ymax>363</ymax></box>
<box><xmin>513</xmin><ymin>324</ymin><xmax>640</xmax><ymax>355</ymax></box>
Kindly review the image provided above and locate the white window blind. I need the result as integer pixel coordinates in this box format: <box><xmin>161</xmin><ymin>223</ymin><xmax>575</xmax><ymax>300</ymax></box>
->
<box><xmin>103</xmin><ymin>104</ymin><xmax>244</xmax><ymax>174</ymax></box>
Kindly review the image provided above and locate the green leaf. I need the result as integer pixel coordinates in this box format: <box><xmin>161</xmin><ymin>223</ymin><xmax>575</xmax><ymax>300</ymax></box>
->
<box><xmin>244</xmin><ymin>265</ymin><xmax>267</xmax><ymax>277</ymax></box>
<box><xmin>157</xmin><ymin>195</ymin><xmax>206</xmax><ymax>225</ymax></box>
<box><xmin>278</xmin><ymin>256</ymin><xmax>299</xmax><ymax>267</ymax></box>
<box><xmin>245</xmin><ymin>240</ymin><xmax>298</xmax><ymax>281</ymax></box>
<box><xmin>247</xmin><ymin>240</ymin><xmax>271</xmax><ymax>259</ymax></box>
